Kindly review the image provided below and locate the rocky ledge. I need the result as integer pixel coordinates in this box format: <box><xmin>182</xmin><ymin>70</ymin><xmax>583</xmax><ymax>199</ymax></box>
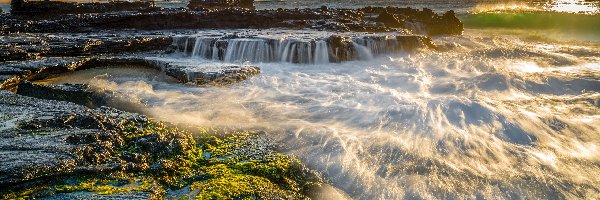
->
<box><xmin>2</xmin><ymin>5</ymin><xmax>463</xmax><ymax>35</ymax></box>
<box><xmin>0</xmin><ymin>91</ymin><xmax>321</xmax><ymax>199</ymax></box>
<box><xmin>10</xmin><ymin>0</ymin><xmax>156</xmax><ymax>16</ymax></box>
<box><xmin>0</xmin><ymin>56</ymin><xmax>261</xmax><ymax>92</ymax></box>
<box><xmin>0</xmin><ymin>32</ymin><xmax>262</xmax><ymax>92</ymax></box>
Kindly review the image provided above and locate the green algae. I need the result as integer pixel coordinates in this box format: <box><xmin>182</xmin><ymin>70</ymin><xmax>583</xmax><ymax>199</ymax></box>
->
<box><xmin>2</xmin><ymin>118</ymin><xmax>319</xmax><ymax>199</ymax></box>
<box><xmin>54</xmin><ymin>178</ymin><xmax>158</xmax><ymax>195</ymax></box>
<box><xmin>192</xmin><ymin>164</ymin><xmax>302</xmax><ymax>200</ymax></box>
<box><xmin>188</xmin><ymin>133</ymin><xmax>320</xmax><ymax>199</ymax></box>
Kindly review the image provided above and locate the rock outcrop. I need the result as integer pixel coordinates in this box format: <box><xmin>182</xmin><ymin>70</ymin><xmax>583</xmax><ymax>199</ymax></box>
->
<box><xmin>0</xmin><ymin>33</ymin><xmax>261</xmax><ymax>91</ymax></box>
<box><xmin>0</xmin><ymin>91</ymin><xmax>321</xmax><ymax>199</ymax></box>
<box><xmin>1</xmin><ymin>5</ymin><xmax>463</xmax><ymax>35</ymax></box>
<box><xmin>188</xmin><ymin>0</ymin><xmax>255</xmax><ymax>10</ymax></box>
<box><xmin>0</xmin><ymin>34</ymin><xmax>173</xmax><ymax>62</ymax></box>
<box><xmin>11</xmin><ymin>0</ymin><xmax>155</xmax><ymax>16</ymax></box>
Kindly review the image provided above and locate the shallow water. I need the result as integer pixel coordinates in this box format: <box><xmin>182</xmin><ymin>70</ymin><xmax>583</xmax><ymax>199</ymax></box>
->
<box><xmin>45</xmin><ymin>28</ymin><xmax>600</xmax><ymax>199</ymax></box>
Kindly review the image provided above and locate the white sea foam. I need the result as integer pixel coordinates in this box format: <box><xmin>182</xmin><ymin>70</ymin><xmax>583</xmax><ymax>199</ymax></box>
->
<box><xmin>45</xmin><ymin>30</ymin><xmax>600</xmax><ymax>199</ymax></box>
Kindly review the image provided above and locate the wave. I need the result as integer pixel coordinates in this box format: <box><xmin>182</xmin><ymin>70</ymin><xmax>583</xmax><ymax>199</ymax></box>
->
<box><xmin>40</xmin><ymin>29</ymin><xmax>600</xmax><ymax>199</ymax></box>
<box><xmin>461</xmin><ymin>11</ymin><xmax>600</xmax><ymax>33</ymax></box>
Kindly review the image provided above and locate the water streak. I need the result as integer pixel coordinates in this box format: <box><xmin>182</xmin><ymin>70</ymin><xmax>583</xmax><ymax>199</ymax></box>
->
<box><xmin>44</xmin><ymin>30</ymin><xmax>600</xmax><ymax>199</ymax></box>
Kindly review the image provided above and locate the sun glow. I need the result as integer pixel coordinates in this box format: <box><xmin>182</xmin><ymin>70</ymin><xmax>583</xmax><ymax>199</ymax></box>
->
<box><xmin>472</xmin><ymin>0</ymin><xmax>599</xmax><ymax>14</ymax></box>
<box><xmin>549</xmin><ymin>0</ymin><xmax>599</xmax><ymax>14</ymax></box>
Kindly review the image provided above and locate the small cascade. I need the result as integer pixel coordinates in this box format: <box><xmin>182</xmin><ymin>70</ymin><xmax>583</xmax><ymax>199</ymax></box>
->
<box><xmin>173</xmin><ymin>34</ymin><xmax>432</xmax><ymax>64</ymax></box>
<box><xmin>314</xmin><ymin>40</ymin><xmax>330</xmax><ymax>64</ymax></box>
<box><xmin>191</xmin><ymin>37</ymin><xmax>218</xmax><ymax>59</ymax></box>
<box><xmin>352</xmin><ymin>41</ymin><xmax>374</xmax><ymax>61</ymax></box>
<box><xmin>224</xmin><ymin>39</ymin><xmax>277</xmax><ymax>63</ymax></box>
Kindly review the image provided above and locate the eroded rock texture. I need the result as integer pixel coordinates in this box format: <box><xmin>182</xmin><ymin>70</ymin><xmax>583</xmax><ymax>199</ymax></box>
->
<box><xmin>0</xmin><ymin>92</ymin><xmax>321</xmax><ymax>199</ymax></box>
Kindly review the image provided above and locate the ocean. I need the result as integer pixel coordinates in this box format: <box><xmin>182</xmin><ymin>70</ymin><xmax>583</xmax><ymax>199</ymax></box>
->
<box><xmin>10</xmin><ymin>0</ymin><xmax>600</xmax><ymax>199</ymax></box>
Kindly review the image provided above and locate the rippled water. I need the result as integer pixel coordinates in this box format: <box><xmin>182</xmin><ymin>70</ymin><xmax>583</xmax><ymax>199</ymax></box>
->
<box><xmin>45</xmin><ymin>28</ymin><xmax>600</xmax><ymax>199</ymax></box>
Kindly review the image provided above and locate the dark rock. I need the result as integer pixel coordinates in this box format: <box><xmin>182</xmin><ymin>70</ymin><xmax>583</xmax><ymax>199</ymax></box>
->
<box><xmin>0</xmin><ymin>56</ymin><xmax>261</xmax><ymax>92</ymax></box>
<box><xmin>16</xmin><ymin>81</ymin><xmax>110</xmax><ymax>108</ymax></box>
<box><xmin>44</xmin><ymin>191</ymin><xmax>153</xmax><ymax>200</ymax></box>
<box><xmin>11</xmin><ymin>0</ymin><xmax>155</xmax><ymax>17</ymax></box>
<box><xmin>0</xmin><ymin>58</ymin><xmax>90</xmax><ymax>92</ymax></box>
<box><xmin>375</xmin><ymin>11</ymin><xmax>404</xmax><ymax>28</ymax></box>
<box><xmin>0</xmin><ymin>91</ymin><xmax>193</xmax><ymax>195</ymax></box>
<box><xmin>141</xmin><ymin>58</ymin><xmax>262</xmax><ymax>85</ymax></box>
<box><xmin>0</xmin><ymin>34</ymin><xmax>172</xmax><ymax>62</ymax></box>
<box><xmin>0</xmin><ymin>6</ymin><xmax>463</xmax><ymax>35</ymax></box>
<box><xmin>188</xmin><ymin>0</ymin><xmax>255</xmax><ymax>10</ymax></box>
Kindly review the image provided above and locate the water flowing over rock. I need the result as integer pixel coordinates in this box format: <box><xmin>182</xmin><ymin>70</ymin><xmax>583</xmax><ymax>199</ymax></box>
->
<box><xmin>174</xmin><ymin>34</ymin><xmax>435</xmax><ymax>64</ymax></box>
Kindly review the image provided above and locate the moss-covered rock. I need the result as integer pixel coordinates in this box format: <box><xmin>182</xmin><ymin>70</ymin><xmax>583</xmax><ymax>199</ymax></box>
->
<box><xmin>0</xmin><ymin>92</ymin><xmax>320</xmax><ymax>199</ymax></box>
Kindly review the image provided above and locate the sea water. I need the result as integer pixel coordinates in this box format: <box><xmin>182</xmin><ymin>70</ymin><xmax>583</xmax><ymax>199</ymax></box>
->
<box><xmin>39</xmin><ymin>1</ymin><xmax>600</xmax><ymax>199</ymax></box>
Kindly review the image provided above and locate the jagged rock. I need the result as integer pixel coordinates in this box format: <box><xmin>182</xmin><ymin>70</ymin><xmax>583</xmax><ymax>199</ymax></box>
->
<box><xmin>188</xmin><ymin>0</ymin><xmax>255</xmax><ymax>10</ymax></box>
<box><xmin>0</xmin><ymin>91</ymin><xmax>322</xmax><ymax>199</ymax></box>
<box><xmin>11</xmin><ymin>0</ymin><xmax>155</xmax><ymax>16</ymax></box>
<box><xmin>0</xmin><ymin>34</ymin><xmax>173</xmax><ymax>62</ymax></box>
<box><xmin>0</xmin><ymin>56</ymin><xmax>261</xmax><ymax>92</ymax></box>
<box><xmin>0</xmin><ymin>6</ymin><xmax>463</xmax><ymax>35</ymax></box>
<box><xmin>16</xmin><ymin>81</ymin><xmax>109</xmax><ymax>108</ymax></box>
<box><xmin>0</xmin><ymin>91</ymin><xmax>193</xmax><ymax>196</ymax></box>
<box><xmin>375</xmin><ymin>11</ymin><xmax>404</xmax><ymax>28</ymax></box>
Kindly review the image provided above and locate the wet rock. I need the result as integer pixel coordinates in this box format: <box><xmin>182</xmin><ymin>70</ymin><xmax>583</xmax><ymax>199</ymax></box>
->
<box><xmin>44</xmin><ymin>191</ymin><xmax>153</xmax><ymax>200</ymax></box>
<box><xmin>11</xmin><ymin>0</ymin><xmax>155</xmax><ymax>16</ymax></box>
<box><xmin>0</xmin><ymin>56</ymin><xmax>260</xmax><ymax>93</ymax></box>
<box><xmin>144</xmin><ymin>58</ymin><xmax>261</xmax><ymax>85</ymax></box>
<box><xmin>188</xmin><ymin>0</ymin><xmax>255</xmax><ymax>10</ymax></box>
<box><xmin>0</xmin><ymin>91</ymin><xmax>191</xmax><ymax>197</ymax></box>
<box><xmin>375</xmin><ymin>11</ymin><xmax>404</xmax><ymax>28</ymax></box>
<box><xmin>362</xmin><ymin>7</ymin><xmax>464</xmax><ymax>35</ymax></box>
<box><xmin>1</xmin><ymin>6</ymin><xmax>463</xmax><ymax>35</ymax></box>
<box><xmin>0</xmin><ymin>91</ymin><xmax>322</xmax><ymax>199</ymax></box>
<box><xmin>0</xmin><ymin>57</ymin><xmax>90</xmax><ymax>92</ymax></box>
<box><xmin>0</xmin><ymin>34</ymin><xmax>172</xmax><ymax>62</ymax></box>
<box><xmin>16</xmin><ymin>81</ymin><xmax>109</xmax><ymax>108</ymax></box>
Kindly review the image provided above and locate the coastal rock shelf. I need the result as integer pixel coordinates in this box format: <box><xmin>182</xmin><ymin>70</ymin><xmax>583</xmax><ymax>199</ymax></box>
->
<box><xmin>0</xmin><ymin>56</ymin><xmax>261</xmax><ymax>92</ymax></box>
<box><xmin>1</xmin><ymin>6</ymin><xmax>463</xmax><ymax>35</ymax></box>
<box><xmin>0</xmin><ymin>91</ymin><xmax>321</xmax><ymax>199</ymax></box>
<box><xmin>0</xmin><ymin>34</ymin><xmax>173</xmax><ymax>62</ymax></box>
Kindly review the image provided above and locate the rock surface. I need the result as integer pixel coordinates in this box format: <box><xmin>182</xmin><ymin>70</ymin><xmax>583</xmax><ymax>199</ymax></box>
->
<box><xmin>16</xmin><ymin>81</ymin><xmax>110</xmax><ymax>108</ymax></box>
<box><xmin>1</xmin><ymin>6</ymin><xmax>463</xmax><ymax>35</ymax></box>
<box><xmin>11</xmin><ymin>0</ymin><xmax>155</xmax><ymax>16</ymax></box>
<box><xmin>0</xmin><ymin>34</ymin><xmax>173</xmax><ymax>62</ymax></box>
<box><xmin>188</xmin><ymin>0</ymin><xmax>255</xmax><ymax>10</ymax></box>
<box><xmin>0</xmin><ymin>91</ymin><xmax>321</xmax><ymax>199</ymax></box>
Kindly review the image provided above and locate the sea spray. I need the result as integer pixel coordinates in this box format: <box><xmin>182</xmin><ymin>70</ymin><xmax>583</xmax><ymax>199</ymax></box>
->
<box><xmin>42</xmin><ymin>29</ymin><xmax>600</xmax><ymax>199</ymax></box>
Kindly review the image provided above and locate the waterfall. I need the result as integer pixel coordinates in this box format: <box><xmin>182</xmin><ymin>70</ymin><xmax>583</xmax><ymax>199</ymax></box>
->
<box><xmin>175</xmin><ymin>35</ymin><xmax>430</xmax><ymax>64</ymax></box>
<box><xmin>352</xmin><ymin>42</ymin><xmax>374</xmax><ymax>61</ymax></box>
<box><xmin>223</xmin><ymin>39</ymin><xmax>279</xmax><ymax>63</ymax></box>
<box><xmin>314</xmin><ymin>40</ymin><xmax>329</xmax><ymax>64</ymax></box>
<box><xmin>191</xmin><ymin>37</ymin><xmax>217</xmax><ymax>59</ymax></box>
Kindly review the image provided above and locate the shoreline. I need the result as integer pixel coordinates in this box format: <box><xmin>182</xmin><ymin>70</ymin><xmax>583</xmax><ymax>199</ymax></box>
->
<box><xmin>0</xmin><ymin>2</ymin><xmax>463</xmax><ymax>199</ymax></box>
